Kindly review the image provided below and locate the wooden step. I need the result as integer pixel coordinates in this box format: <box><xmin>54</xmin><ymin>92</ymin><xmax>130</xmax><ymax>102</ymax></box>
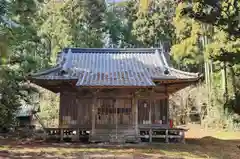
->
<box><xmin>90</xmin><ymin>128</ymin><xmax>139</xmax><ymax>143</ymax></box>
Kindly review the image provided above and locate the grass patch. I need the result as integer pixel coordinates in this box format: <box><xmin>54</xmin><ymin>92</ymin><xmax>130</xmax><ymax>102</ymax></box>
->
<box><xmin>213</xmin><ymin>131</ymin><xmax>240</xmax><ymax>140</ymax></box>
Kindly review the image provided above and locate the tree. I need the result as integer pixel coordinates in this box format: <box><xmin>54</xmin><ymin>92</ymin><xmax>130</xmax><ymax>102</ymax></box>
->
<box><xmin>178</xmin><ymin>0</ymin><xmax>240</xmax><ymax>118</ymax></box>
<box><xmin>132</xmin><ymin>0</ymin><xmax>176</xmax><ymax>47</ymax></box>
<box><xmin>0</xmin><ymin>0</ymin><xmax>48</xmax><ymax>127</ymax></box>
<box><xmin>171</xmin><ymin>2</ymin><xmax>205</xmax><ymax>72</ymax></box>
<box><xmin>103</xmin><ymin>0</ymin><xmax>141</xmax><ymax>48</ymax></box>
<box><xmin>61</xmin><ymin>0</ymin><xmax>107</xmax><ymax>48</ymax></box>
<box><xmin>180</xmin><ymin>0</ymin><xmax>240</xmax><ymax>64</ymax></box>
<box><xmin>181</xmin><ymin>0</ymin><xmax>240</xmax><ymax>109</ymax></box>
<box><xmin>39</xmin><ymin>0</ymin><xmax>72</xmax><ymax>63</ymax></box>
<box><xmin>181</xmin><ymin>0</ymin><xmax>240</xmax><ymax>38</ymax></box>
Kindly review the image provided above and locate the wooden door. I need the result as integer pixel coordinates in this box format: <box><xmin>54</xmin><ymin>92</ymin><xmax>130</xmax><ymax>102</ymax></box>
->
<box><xmin>96</xmin><ymin>98</ymin><xmax>116</xmax><ymax>128</ymax></box>
<box><xmin>138</xmin><ymin>99</ymin><xmax>150</xmax><ymax>124</ymax></box>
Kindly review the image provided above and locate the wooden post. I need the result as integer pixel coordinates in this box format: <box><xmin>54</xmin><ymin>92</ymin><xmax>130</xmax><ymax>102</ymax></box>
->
<box><xmin>182</xmin><ymin>131</ymin><xmax>185</xmax><ymax>144</ymax></box>
<box><xmin>76</xmin><ymin>128</ymin><xmax>80</xmax><ymax>141</ymax></box>
<box><xmin>91</xmin><ymin>96</ymin><xmax>97</xmax><ymax>136</ymax></box>
<box><xmin>149</xmin><ymin>100</ymin><xmax>152</xmax><ymax>125</ymax></box>
<box><xmin>165</xmin><ymin>129</ymin><xmax>169</xmax><ymax>143</ymax></box>
<box><xmin>59</xmin><ymin>93</ymin><xmax>63</xmax><ymax>128</ymax></box>
<box><xmin>135</xmin><ymin>98</ymin><xmax>138</xmax><ymax>136</ymax></box>
<box><xmin>149</xmin><ymin>95</ymin><xmax>153</xmax><ymax>143</ymax></box>
<box><xmin>132</xmin><ymin>96</ymin><xmax>138</xmax><ymax>137</ymax></box>
<box><xmin>164</xmin><ymin>85</ymin><xmax>169</xmax><ymax>126</ymax></box>
<box><xmin>43</xmin><ymin>129</ymin><xmax>47</xmax><ymax>141</ymax></box>
<box><xmin>60</xmin><ymin>128</ymin><xmax>64</xmax><ymax>141</ymax></box>
<box><xmin>149</xmin><ymin>128</ymin><xmax>152</xmax><ymax>143</ymax></box>
<box><xmin>115</xmin><ymin>99</ymin><xmax>118</xmax><ymax>141</ymax></box>
<box><xmin>166</xmin><ymin>98</ymin><xmax>169</xmax><ymax>125</ymax></box>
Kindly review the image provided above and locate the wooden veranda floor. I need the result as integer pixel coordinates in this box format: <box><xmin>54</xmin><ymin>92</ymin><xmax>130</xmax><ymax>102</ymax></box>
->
<box><xmin>44</xmin><ymin>127</ymin><xmax>186</xmax><ymax>143</ymax></box>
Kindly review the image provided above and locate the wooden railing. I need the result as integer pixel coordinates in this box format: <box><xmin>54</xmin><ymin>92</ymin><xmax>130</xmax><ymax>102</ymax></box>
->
<box><xmin>139</xmin><ymin>128</ymin><xmax>187</xmax><ymax>143</ymax></box>
<box><xmin>43</xmin><ymin>127</ymin><xmax>187</xmax><ymax>143</ymax></box>
<box><xmin>44</xmin><ymin>128</ymin><xmax>90</xmax><ymax>142</ymax></box>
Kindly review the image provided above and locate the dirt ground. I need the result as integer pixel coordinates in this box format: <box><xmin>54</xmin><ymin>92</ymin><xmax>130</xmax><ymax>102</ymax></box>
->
<box><xmin>0</xmin><ymin>124</ymin><xmax>239</xmax><ymax>159</ymax></box>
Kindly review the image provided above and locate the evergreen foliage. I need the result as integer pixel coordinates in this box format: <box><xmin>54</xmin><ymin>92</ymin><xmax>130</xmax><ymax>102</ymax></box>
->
<box><xmin>132</xmin><ymin>0</ymin><xmax>175</xmax><ymax>47</ymax></box>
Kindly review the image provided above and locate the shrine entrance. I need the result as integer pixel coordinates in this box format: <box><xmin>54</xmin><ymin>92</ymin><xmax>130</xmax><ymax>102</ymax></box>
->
<box><xmin>95</xmin><ymin>98</ymin><xmax>133</xmax><ymax>129</ymax></box>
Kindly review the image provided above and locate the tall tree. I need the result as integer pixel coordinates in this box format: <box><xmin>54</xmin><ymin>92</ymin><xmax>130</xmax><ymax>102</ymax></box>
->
<box><xmin>0</xmin><ymin>0</ymin><xmax>47</xmax><ymax>127</ymax></box>
<box><xmin>181</xmin><ymin>0</ymin><xmax>240</xmax><ymax>112</ymax></box>
<box><xmin>39</xmin><ymin>1</ymin><xmax>72</xmax><ymax>63</ymax></box>
<box><xmin>61</xmin><ymin>0</ymin><xmax>107</xmax><ymax>48</ymax></box>
<box><xmin>104</xmin><ymin>0</ymin><xmax>141</xmax><ymax>48</ymax></box>
<box><xmin>171</xmin><ymin>2</ymin><xmax>205</xmax><ymax>72</ymax></box>
<box><xmin>132</xmin><ymin>0</ymin><xmax>176</xmax><ymax>47</ymax></box>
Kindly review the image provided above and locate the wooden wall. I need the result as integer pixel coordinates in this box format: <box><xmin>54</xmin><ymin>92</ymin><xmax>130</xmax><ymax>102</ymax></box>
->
<box><xmin>59</xmin><ymin>88</ymin><xmax>169</xmax><ymax>129</ymax></box>
<box><xmin>138</xmin><ymin>98</ymin><xmax>168</xmax><ymax>125</ymax></box>
<box><xmin>93</xmin><ymin>98</ymin><xmax>133</xmax><ymax>129</ymax></box>
<box><xmin>59</xmin><ymin>92</ymin><xmax>92</xmax><ymax>128</ymax></box>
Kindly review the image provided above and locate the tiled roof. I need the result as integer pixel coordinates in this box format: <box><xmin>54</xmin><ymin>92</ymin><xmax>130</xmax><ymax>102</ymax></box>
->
<box><xmin>30</xmin><ymin>48</ymin><xmax>200</xmax><ymax>87</ymax></box>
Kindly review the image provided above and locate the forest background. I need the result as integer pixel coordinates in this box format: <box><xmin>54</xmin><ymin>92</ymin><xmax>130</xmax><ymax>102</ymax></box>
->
<box><xmin>0</xmin><ymin>0</ymin><xmax>239</xmax><ymax>130</ymax></box>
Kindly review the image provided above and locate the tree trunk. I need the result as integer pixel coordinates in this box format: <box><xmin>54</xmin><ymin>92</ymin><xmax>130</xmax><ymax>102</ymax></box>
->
<box><xmin>229</xmin><ymin>65</ymin><xmax>237</xmax><ymax>107</ymax></box>
<box><xmin>221</xmin><ymin>61</ymin><xmax>228</xmax><ymax>109</ymax></box>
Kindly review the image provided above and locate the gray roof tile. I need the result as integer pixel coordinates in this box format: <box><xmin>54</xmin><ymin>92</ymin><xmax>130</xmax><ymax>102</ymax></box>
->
<box><xmin>31</xmin><ymin>48</ymin><xmax>200</xmax><ymax>87</ymax></box>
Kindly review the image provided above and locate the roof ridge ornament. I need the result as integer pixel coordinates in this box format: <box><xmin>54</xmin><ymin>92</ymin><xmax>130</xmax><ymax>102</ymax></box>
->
<box><xmin>62</xmin><ymin>49</ymin><xmax>73</xmax><ymax>74</ymax></box>
<box><xmin>58</xmin><ymin>51</ymin><xmax>65</xmax><ymax>66</ymax></box>
<box><xmin>155</xmin><ymin>48</ymin><xmax>170</xmax><ymax>72</ymax></box>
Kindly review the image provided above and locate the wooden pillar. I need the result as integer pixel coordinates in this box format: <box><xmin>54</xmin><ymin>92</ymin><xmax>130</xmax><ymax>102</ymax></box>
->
<box><xmin>149</xmin><ymin>100</ymin><xmax>152</xmax><ymax>124</ymax></box>
<box><xmin>91</xmin><ymin>96</ymin><xmax>97</xmax><ymax>136</ymax></box>
<box><xmin>149</xmin><ymin>90</ymin><xmax>154</xmax><ymax>143</ymax></box>
<box><xmin>115</xmin><ymin>99</ymin><xmax>118</xmax><ymax>140</ymax></box>
<box><xmin>59</xmin><ymin>92</ymin><xmax>63</xmax><ymax>128</ymax></box>
<box><xmin>132</xmin><ymin>97</ymin><xmax>138</xmax><ymax>136</ymax></box>
<box><xmin>165</xmin><ymin>85</ymin><xmax>169</xmax><ymax>125</ymax></box>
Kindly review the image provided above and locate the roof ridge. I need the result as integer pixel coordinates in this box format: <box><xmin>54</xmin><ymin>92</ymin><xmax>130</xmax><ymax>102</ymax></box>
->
<box><xmin>62</xmin><ymin>48</ymin><xmax>162</xmax><ymax>53</ymax></box>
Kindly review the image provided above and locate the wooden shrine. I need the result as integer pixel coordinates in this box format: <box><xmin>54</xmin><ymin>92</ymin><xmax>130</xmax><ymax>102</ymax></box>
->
<box><xmin>29</xmin><ymin>48</ymin><xmax>201</xmax><ymax>143</ymax></box>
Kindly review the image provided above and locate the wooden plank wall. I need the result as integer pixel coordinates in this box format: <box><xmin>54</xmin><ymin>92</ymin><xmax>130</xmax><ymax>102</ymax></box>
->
<box><xmin>95</xmin><ymin>98</ymin><xmax>133</xmax><ymax>128</ymax></box>
<box><xmin>59</xmin><ymin>92</ymin><xmax>92</xmax><ymax>128</ymax></box>
<box><xmin>138</xmin><ymin>98</ymin><xmax>168</xmax><ymax>125</ymax></box>
<box><xmin>59</xmin><ymin>88</ymin><xmax>169</xmax><ymax>129</ymax></box>
<box><xmin>59</xmin><ymin>92</ymin><xmax>134</xmax><ymax>128</ymax></box>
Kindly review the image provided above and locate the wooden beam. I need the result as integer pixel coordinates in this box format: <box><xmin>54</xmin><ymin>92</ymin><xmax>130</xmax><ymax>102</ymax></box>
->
<box><xmin>154</xmin><ymin>79</ymin><xmax>198</xmax><ymax>84</ymax></box>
